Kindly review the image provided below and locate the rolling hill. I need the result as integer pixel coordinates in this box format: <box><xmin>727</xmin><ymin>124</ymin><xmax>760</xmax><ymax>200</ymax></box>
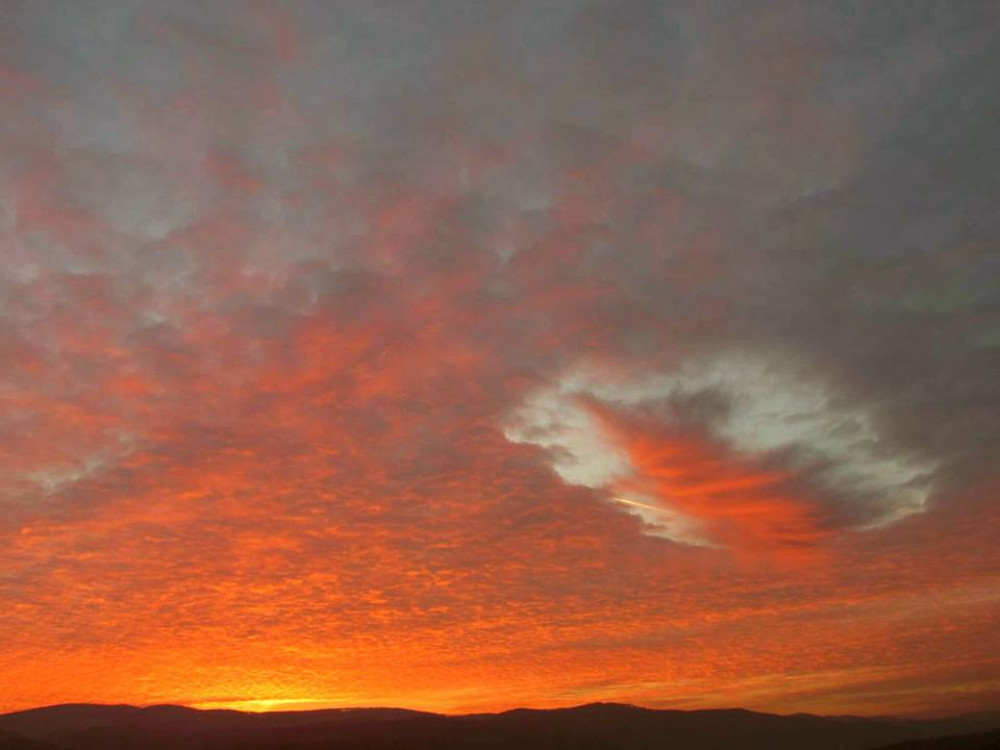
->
<box><xmin>0</xmin><ymin>702</ymin><xmax>997</xmax><ymax>750</ymax></box>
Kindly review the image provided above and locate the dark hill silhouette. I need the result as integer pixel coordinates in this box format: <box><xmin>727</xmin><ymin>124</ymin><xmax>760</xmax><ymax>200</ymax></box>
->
<box><xmin>873</xmin><ymin>730</ymin><xmax>1000</xmax><ymax>750</ymax></box>
<box><xmin>0</xmin><ymin>728</ymin><xmax>64</xmax><ymax>750</ymax></box>
<box><xmin>0</xmin><ymin>701</ymin><xmax>997</xmax><ymax>750</ymax></box>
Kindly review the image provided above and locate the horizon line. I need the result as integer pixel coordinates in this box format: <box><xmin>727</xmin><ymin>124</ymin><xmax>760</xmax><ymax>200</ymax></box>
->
<box><xmin>2</xmin><ymin>699</ymin><xmax>991</xmax><ymax>722</ymax></box>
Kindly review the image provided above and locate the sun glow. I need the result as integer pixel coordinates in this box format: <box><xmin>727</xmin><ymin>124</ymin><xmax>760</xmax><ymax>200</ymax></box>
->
<box><xmin>190</xmin><ymin>698</ymin><xmax>361</xmax><ymax>713</ymax></box>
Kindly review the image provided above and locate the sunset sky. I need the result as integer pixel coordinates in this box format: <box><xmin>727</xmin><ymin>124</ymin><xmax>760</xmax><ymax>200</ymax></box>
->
<box><xmin>2</xmin><ymin>0</ymin><xmax>998</xmax><ymax>718</ymax></box>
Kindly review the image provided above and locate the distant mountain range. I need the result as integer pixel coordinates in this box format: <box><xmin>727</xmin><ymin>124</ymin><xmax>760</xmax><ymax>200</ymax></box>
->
<box><xmin>0</xmin><ymin>702</ymin><xmax>997</xmax><ymax>750</ymax></box>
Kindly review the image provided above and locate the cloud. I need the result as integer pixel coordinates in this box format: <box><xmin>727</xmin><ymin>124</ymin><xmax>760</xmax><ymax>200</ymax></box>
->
<box><xmin>506</xmin><ymin>350</ymin><xmax>937</xmax><ymax>554</ymax></box>
<box><xmin>0</xmin><ymin>0</ymin><xmax>997</xmax><ymax>716</ymax></box>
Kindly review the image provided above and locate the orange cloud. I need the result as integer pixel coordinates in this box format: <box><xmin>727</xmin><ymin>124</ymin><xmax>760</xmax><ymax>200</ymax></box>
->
<box><xmin>1</xmin><ymin>0</ymin><xmax>997</xmax><ymax>722</ymax></box>
<box><xmin>585</xmin><ymin>399</ymin><xmax>837</xmax><ymax>558</ymax></box>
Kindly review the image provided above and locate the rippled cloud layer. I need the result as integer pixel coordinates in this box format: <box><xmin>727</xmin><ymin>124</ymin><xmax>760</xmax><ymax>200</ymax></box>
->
<box><xmin>2</xmin><ymin>0</ymin><xmax>998</xmax><ymax>716</ymax></box>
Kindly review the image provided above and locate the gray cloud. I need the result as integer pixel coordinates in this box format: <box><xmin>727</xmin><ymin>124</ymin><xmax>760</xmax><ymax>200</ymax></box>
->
<box><xmin>2</xmin><ymin>1</ymin><xmax>997</xmax><ymax>554</ymax></box>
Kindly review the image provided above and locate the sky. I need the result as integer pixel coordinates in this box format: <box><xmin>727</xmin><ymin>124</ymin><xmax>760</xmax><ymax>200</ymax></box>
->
<box><xmin>1</xmin><ymin>0</ymin><xmax>998</xmax><ymax>718</ymax></box>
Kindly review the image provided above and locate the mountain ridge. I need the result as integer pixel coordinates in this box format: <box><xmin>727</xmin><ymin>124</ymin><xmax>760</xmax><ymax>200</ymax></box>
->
<box><xmin>1</xmin><ymin>701</ymin><xmax>997</xmax><ymax>750</ymax></box>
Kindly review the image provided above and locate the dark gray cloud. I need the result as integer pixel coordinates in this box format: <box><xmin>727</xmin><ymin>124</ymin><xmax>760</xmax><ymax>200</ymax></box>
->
<box><xmin>3</xmin><ymin>0</ymin><xmax>997</xmax><ymax>540</ymax></box>
<box><xmin>1</xmin><ymin>0</ymin><xmax>997</xmax><ymax>714</ymax></box>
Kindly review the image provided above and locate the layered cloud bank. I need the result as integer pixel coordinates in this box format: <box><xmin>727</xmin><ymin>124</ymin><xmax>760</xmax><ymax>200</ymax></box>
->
<box><xmin>1</xmin><ymin>0</ymin><xmax>998</xmax><ymax>717</ymax></box>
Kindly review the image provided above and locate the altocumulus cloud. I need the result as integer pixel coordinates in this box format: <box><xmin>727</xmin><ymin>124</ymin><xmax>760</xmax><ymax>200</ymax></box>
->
<box><xmin>1</xmin><ymin>0</ymin><xmax>998</xmax><ymax>716</ymax></box>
